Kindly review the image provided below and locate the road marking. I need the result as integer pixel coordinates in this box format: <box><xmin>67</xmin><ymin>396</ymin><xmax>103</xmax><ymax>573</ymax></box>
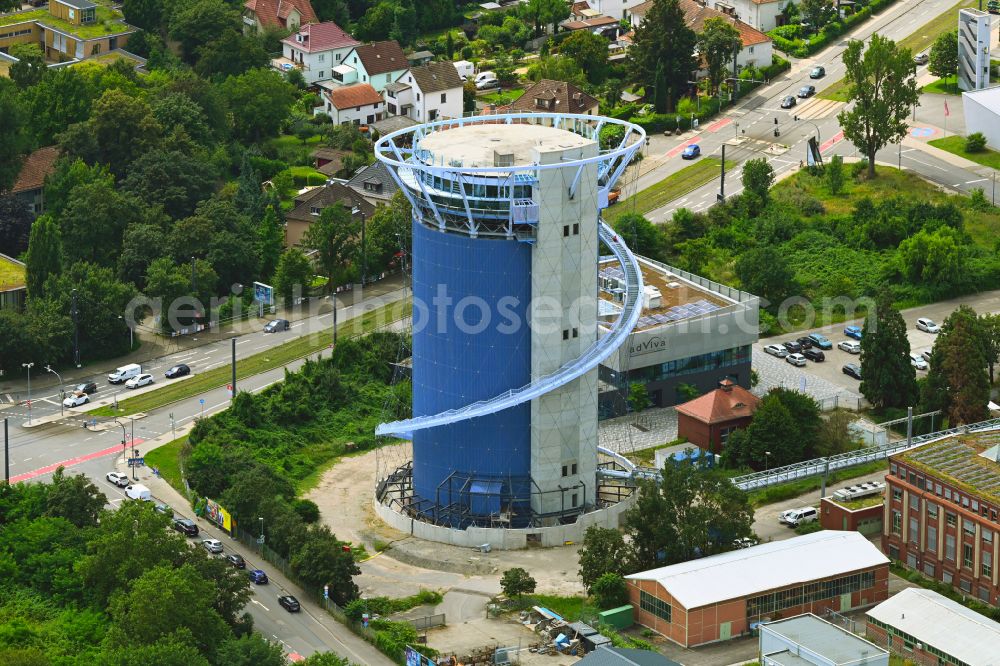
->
<box><xmin>819</xmin><ymin>130</ymin><xmax>844</xmax><ymax>153</ymax></box>
<box><xmin>5</xmin><ymin>394</ymin><xmax>13</xmax><ymax>403</ymax></box>
<box><xmin>704</xmin><ymin>117</ymin><xmax>733</xmax><ymax>133</ymax></box>
<box><xmin>23</xmin><ymin>458</ymin><xmax>31</xmax><ymax>463</ymax></box>
<box><xmin>253</xmin><ymin>600</ymin><xmax>271</xmax><ymax>612</ymax></box>
<box><xmin>236</xmin><ymin>339</ymin><xmax>252</xmax><ymax>345</ymax></box>
<box><xmin>9</xmin><ymin>440</ymin><xmax>143</xmax><ymax>483</ymax></box>
<box><xmin>966</xmin><ymin>178</ymin><xmax>988</xmax><ymax>184</ymax></box>
<box><xmin>665</xmin><ymin>137</ymin><xmax>701</xmax><ymax>159</ymax></box>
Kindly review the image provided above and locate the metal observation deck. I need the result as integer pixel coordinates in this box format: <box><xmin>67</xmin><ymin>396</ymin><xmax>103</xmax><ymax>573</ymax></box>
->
<box><xmin>373</xmin><ymin>112</ymin><xmax>646</xmax><ymax>440</ymax></box>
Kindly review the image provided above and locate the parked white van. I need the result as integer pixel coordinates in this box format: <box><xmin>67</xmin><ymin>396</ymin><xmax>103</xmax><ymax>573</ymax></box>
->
<box><xmin>108</xmin><ymin>363</ymin><xmax>142</xmax><ymax>384</ymax></box>
<box><xmin>779</xmin><ymin>507</ymin><xmax>818</xmax><ymax>527</ymax></box>
<box><xmin>124</xmin><ymin>484</ymin><xmax>152</xmax><ymax>501</ymax></box>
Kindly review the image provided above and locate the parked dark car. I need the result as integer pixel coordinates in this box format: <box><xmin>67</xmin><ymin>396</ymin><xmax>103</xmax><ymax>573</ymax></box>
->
<box><xmin>808</xmin><ymin>333</ymin><xmax>833</xmax><ymax>349</ymax></box>
<box><xmin>172</xmin><ymin>518</ymin><xmax>199</xmax><ymax>537</ymax></box>
<box><xmin>264</xmin><ymin>319</ymin><xmax>289</xmax><ymax>333</ymax></box>
<box><xmin>842</xmin><ymin>363</ymin><xmax>863</xmax><ymax>380</ymax></box>
<box><xmin>803</xmin><ymin>348</ymin><xmax>825</xmax><ymax>362</ymax></box>
<box><xmin>278</xmin><ymin>595</ymin><xmax>301</xmax><ymax>612</ymax></box>
<box><xmin>796</xmin><ymin>337</ymin><xmax>814</xmax><ymax>350</ymax></box>
<box><xmin>780</xmin><ymin>95</ymin><xmax>797</xmax><ymax>109</ymax></box>
<box><xmin>165</xmin><ymin>364</ymin><xmax>190</xmax><ymax>379</ymax></box>
<box><xmin>227</xmin><ymin>553</ymin><xmax>246</xmax><ymax>569</ymax></box>
<box><xmin>248</xmin><ymin>569</ymin><xmax>269</xmax><ymax>584</ymax></box>
<box><xmin>782</xmin><ymin>340</ymin><xmax>803</xmax><ymax>354</ymax></box>
<box><xmin>74</xmin><ymin>381</ymin><xmax>98</xmax><ymax>395</ymax></box>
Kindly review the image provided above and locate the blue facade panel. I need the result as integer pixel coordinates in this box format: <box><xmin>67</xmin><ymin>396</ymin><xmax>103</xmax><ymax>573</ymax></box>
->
<box><xmin>410</xmin><ymin>221</ymin><xmax>532</xmax><ymax>514</ymax></box>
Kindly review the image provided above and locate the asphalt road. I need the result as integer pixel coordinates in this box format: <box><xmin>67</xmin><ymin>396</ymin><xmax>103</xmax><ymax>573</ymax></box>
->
<box><xmin>626</xmin><ymin>0</ymin><xmax>990</xmax><ymax>222</ymax></box>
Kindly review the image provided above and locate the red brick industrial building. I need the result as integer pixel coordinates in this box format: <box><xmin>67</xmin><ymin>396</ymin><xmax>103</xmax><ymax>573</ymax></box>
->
<box><xmin>675</xmin><ymin>379</ymin><xmax>759</xmax><ymax>454</ymax></box>
<box><xmin>883</xmin><ymin>431</ymin><xmax>1000</xmax><ymax>605</ymax></box>
<box><xmin>625</xmin><ymin>531</ymin><xmax>890</xmax><ymax>647</ymax></box>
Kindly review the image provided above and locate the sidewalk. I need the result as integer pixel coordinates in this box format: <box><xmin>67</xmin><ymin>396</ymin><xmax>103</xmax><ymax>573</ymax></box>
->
<box><xmin>123</xmin><ymin>427</ymin><xmax>395</xmax><ymax>666</ymax></box>
<box><xmin>0</xmin><ymin>274</ymin><xmax>407</xmax><ymax>396</ymax></box>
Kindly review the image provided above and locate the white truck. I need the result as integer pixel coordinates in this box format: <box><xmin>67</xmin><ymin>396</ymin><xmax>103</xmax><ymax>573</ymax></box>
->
<box><xmin>124</xmin><ymin>484</ymin><xmax>152</xmax><ymax>501</ymax></box>
<box><xmin>108</xmin><ymin>363</ymin><xmax>142</xmax><ymax>384</ymax></box>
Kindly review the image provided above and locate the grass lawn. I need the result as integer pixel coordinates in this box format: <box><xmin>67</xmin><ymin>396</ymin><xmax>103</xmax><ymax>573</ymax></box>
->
<box><xmin>529</xmin><ymin>595</ymin><xmax>592</xmax><ymax>621</ymax></box>
<box><xmin>89</xmin><ymin>297</ymin><xmax>410</xmax><ymax>417</ymax></box>
<box><xmin>287</xmin><ymin>165</ymin><xmax>326</xmax><ymax>186</ymax></box>
<box><xmin>921</xmin><ymin>77</ymin><xmax>960</xmax><ymax>95</ymax></box>
<box><xmin>626</xmin><ymin>438</ymin><xmax>688</xmax><ymax>466</ymax></box>
<box><xmin>606</xmin><ymin>158</ymin><xmax>733</xmax><ymax>223</ymax></box>
<box><xmin>480</xmin><ymin>88</ymin><xmax>524</xmax><ymax>105</ymax></box>
<box><xmin>818</xmin><ymin>77</ymin><xmax>850</xmax><ymax>102</ymax></box>
<box><xmin>0</xmin><ymin>255</ymin><xmax>25</xmax><ymax>290</ymax></box>
<box><xmin>928</xmin><ymin>135</ymin><xmax>1000</xmax><ymax>170</ymax></box>
<box><xmin>748</xmin><ymin>460</ymin><xmax>888</xmax><ymax>508</ymax></box>
<box><xmin>773</xmin><ymin>166</ymin><xmax>1000</xmax><ymax>248</ymax></box>
<box><xmin>144</xmin><ymin>436</ymin><xmax>189</xmax><ymax>500</ymax></box>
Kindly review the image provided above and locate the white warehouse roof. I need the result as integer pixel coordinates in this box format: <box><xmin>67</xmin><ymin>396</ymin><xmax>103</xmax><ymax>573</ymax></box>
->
<box><xmin>625</xmin><ymin>531</ymin><xmax>888</xmax><ymax>609</ymax></box>
<box><xmin>867</xmin><ymin>588</ymin><xmax>1000</xmax><ymax>665</ymax></box>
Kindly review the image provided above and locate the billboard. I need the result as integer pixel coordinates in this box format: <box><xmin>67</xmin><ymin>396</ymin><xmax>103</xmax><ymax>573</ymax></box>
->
<box><xmin>404</xmin><ymin>646</ymin><xmax>435</xmax><ymax>666</ymax></box>
<box><xmin>205</xmin><ymin>499</ymin><xmax>233</xmax><ymax>533</ymax></box>
<box><xmin>253</xmin><ymin>281</ymin><xmax>274</xmax><ymax>306</ymax></box>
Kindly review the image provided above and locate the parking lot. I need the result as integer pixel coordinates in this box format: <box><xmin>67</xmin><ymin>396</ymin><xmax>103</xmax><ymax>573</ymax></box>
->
<box><xmin>754</xmin><ymin>312</ymin><xmax>949</xmax><ymax>402</ymax></box>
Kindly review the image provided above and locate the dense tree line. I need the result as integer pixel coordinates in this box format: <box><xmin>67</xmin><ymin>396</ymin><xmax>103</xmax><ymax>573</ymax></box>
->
<box><xmin>0</xmin><ymin>470</ymin><xmax>304</xmax><ymax>665</ymax></box>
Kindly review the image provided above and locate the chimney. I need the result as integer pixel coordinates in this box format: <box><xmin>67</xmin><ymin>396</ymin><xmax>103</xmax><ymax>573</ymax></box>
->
<box><xmin>719</xmin><ymin>378</ymin><xmax>734</xmax><ymax>392</ymax></box>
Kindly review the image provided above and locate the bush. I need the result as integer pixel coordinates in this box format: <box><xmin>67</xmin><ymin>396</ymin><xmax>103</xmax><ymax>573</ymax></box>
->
<box><xmin>850</xmin><ymin>158</ymin><xmax>869</xmax><ymax>179</ymax></box>
<box><xmin>292</xmin><ymin>498</ymin><xmax>320</xmax><ymax>523</ymax></box>
<box><xmin>591</xmin><ymin>573</ymin><xmax>629</xmax><ymax>609</ymax></box>
<box><xmin>966</xmin><ymin>132</ymin><xmax>987</xmax><ymax>153</ymax></box>
<box><xmin>500</xmin><ymin>568</ymin><xmax>536</xmax><ymax>598</ymax></box>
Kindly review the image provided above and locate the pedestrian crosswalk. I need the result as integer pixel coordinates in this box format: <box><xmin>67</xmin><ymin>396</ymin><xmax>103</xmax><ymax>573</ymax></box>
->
<box><xmin>794</xmin><ymin>98</ymin><xmax>846</xmax><ymax>120</ymax></box>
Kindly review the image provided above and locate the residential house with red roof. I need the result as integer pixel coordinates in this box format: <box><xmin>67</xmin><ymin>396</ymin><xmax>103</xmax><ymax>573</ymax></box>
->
<box><xmin>385</xmin><ymin>61</ymin><xmax>464</xmax><ymax>122</ymax></box>
<box><xmin>629</xmin><ymin>0</ymin><xmax>772</xmax><ymax>69</ymax></box>
<box><xmin>675</xmin><ymin>379</ymin><xmax>760</xmax><ymax>454</ymax></box>
<box><xmin>328</xmin><ymin>40</ymin><xmax>408</xmax><ymax>93</ymax></box>
<box><xmin>315</xmin><ymin>82</ymin><xmax>385</xmax><ymax>126</ymax></box>
<box><xmin>273</xmin><ymin>21</ymin><xmax>359</xmax><ymax>85</ymax></box>
<box><xmin>9</xmin><ymin>146</ymin><xmax>59</xmax><ymax>218</ymax></box>
<box><xmin>242</xmin><ymin>0</ymin><xmax>317</xmax><ymax>34</ymax></box>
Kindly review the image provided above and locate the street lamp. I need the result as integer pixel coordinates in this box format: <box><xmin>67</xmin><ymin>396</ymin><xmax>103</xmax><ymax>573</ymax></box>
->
<box><xmin>21</xmin><ymin>363</ymin><xmax>33</xmax><ymax>425</ymax></box>
<box><xmin>764</xmin><ymin>450</ymin><xmax>772</xmax><ymax>474</ymax></box>
<box><xmin>44</xmin><ymin>365</ymin><xmax>64</xmax><ymax>416</ymax></box>
<box><xmin>258</xmin><ymin>517</ymin><xmax>265</xmax><ymax>553</ymax></box>
<box><xmin>129</xmin><ymin>417</ymin><xmax>137</xmax><ymax>481</ymax></box>
<box><xmin>113</xmin><ymin>418</ymin><xmax>127</xmax><ymax>470</ymax></box>
<box><xmin>118</xmin><ymin>315</ymin><xmax>134</xmax><ymax>350</ymax></box>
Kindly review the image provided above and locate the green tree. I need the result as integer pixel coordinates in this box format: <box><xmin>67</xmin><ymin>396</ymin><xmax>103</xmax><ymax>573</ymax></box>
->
<box><xmin>0</xmin><ymin>80</ymin><xmax>29</xmax><ymax>192</ymax></box>
<box><xmin>500</xmin><ymin>567</ymin><xmax>536</xmax><ymax>599</ymax></box>
<box><xmin>303</xmin><ymin>203</ymin><xmax>359</xmax><ymax>292</ymax></box>
<box><xmin>43</xmin><ymin>263</ymin><xmax>137</xmax><ymax>361</ymax></box>
<box><xmin>527</xmin><ymin>55</ymin><xmax>587</xmax><ymax>88</ymax></box>
<box><xmin>814</xmin><ymin>410</ymin><xmax>859</xmax><ymax>457</ymax></box>
<box><xmin>591</xmin><ymin>573</ymin><xmax>629</xmax><ymax>609</ymax></box>
<box><xmin>826</xmin><ymin>154</ymin><xmax>845</xmax><ymax>194</ymax></box>
<box><xmin>105</xmin><ymin>563</ymin><xmax>231</xmax><ymax>659</ymax></box>
<box><xmin>768</xmin><ymin>387</ymin><xmax>822</xmax><ymax>454</ymax></box>
<box><xmin>234</xmin><ymin>151</ymin><xmax>266</xmax><ymax>222</ymax></box>
<box><xmin>24</xmin><ymin>215</ymin><xmax>63</xmax><ymax>300</ymax></box>
<box><xmin>45</xmin><ymin>467</ymin><xmax>106</xmax><ymax>528</ymax></box>
<box><xmin>699</xmin><ymin>17</ymin><xmax>741</xmax><ymax>94</ymax></box>
<box><xmin>925</xmin><ymin>305</ymin><xmax>990</xmax><ymax>425</ymax></box>
<box><xmin>723</xmin><ymin>393</ymin><xmax>800</xmax><ymax>468</ymax></box>
<box><xmin>289</xmin><ymin>525</ymin><xmax>361</xmax><ymax>605</ymax></box>
<box><xmin>152</xmin><ymin>92</ymin><xmax>216</xmax><ymax>147</ymax></box>
<box><xmin>221</xmin><ymin>69</ymin><xmax>297</xmax><ymax>142</ymax></box>
<box><xmin>928</xmin><ymin>30</ymin><xmax>958</xmax><ymax>92</ymax></box>
<box><xmin>365</xmin><ymin>191</ymin><xmax>411</xmax><ymax>272</ymax></box>
<box><xmin>100</xmin><ymin>635</ymin><xmax>210</xmax><ymax>666</ymax></box>
<box><xmin>741</xmin><ymin>157</ymin><xmax>775</xmax><ymax>210</ymax></box>
<box><xmin>59</xmin><ymin>89</ymin><xmax>162</xmax><ymax>178</ymax></box>
<box><xmin>628</xmin><ymin>382</ymin><xmax>652</xmax><ymax>412</ymax></box>
<box><xmin>59</xmin><ymin>179</ymin><xmax>137</xmax><ymax>266</ymax></box>
<box><xmin>119</xmin><ymin>223</ymin><xmax>168</xmax><ymax>288</ymax></box>
<box><xmin>838</xmin><ymin>36</ymin><xmax>919</xmax><ymax>179</ymax></box>
<box><xmin>523</xmin><ymin>0</ymin><xmax>569</xmax><ymax>35</ymax></box>
<box><xmin>194</xmin><ymin>29</ymin><xmax>269</xmax><ymax>78</ymax></box>
<box><xmin>43</xmin><ymin>158</ymin><xmax>110</xmax><ymax>219</ymax></box>
<box><xmin>558</xmin><ymin>30</ymin><xmax>608</xmax><ymax>83</ymax></box>
<box><xmin>613</xmin><ymin>212</ymin><xmax>665</xmax><ymax>259</ymax></box>
<box><xmin>653</xmin><ymin>61</ymin><xmax>667</xmax><ymax>114</ymax></box>
<box><xmin>21</xmin><ymin>67</ymin><xmax>95</xmax><ymax>147</ymax></box>
<box><xmin>799</xmin><ymin>0</ymin><xmax>835</xmax><ymax>33</ymax></box>
<box><xmin>301</xmin><ymin>653</ymin><xmax>355</xmax><ymax>666</ymax></box>
<box><xmin>734</xmin><ymin>246</ymin><xmax>795</xmax><ymax>312</ymax></box>
<box><xmin>257</xmin><ymin>207</ymin><xmax>286</xmax><ymax>281</ymax></box>
<box><xmin>274</xmin><ymin>248</ymin><xmax>313</xmax><ymax>308</ymax></box>
<box><xmin>630</xmin><ymin>0</ymin><xmax>697</xmax><ymax>113</ymax></box>
<box><xmin>169</xmin><ymin>0</ymin><xmax>239</xmax><ymax>62</ymax></box>
<box><xmin>312</xmin><ymin>0</ymin><xmax>349</xmax><ymax>24</ymax></box>
<box><xmin>979</xmin><ymin>313</ymin><xmax>1000</xmax><ymax>384</ymax></box>
<box><xmin>353</xmin><ymin>1</ymin><xmax>394</xmax><ymax>41</ymax></box>
<box><xmin>123</xmin><ymin>0</ymin><xmax>164</xmax><ymax>30</ymax></box>
<box><xmin>389</xmin><ymin>0</ymin><xmax>417</xmax><ymax>46</ymax></box>
<box><xmin>9</xmin><ymin>44</ymin><xmax>46</xmax><ymax>89</ymax></box>
<box><xmin>577</xmin><ymin>526</ymin><xmax>628</xmax><ymax>591</ymax></box>
<box><xmin>215</xmin><ymin>634</ymin><xmax>286</xmax><ymax>666</ymax></box>
<box><xmin>624</xmin><ymin>456</ymin><xmax>753</xmax><ymax>569</ymax></box>
<box><xmin>120</xmin><ymin>149</ymin><xmax>217</xmax><ymax>220</ymax></box>
<box><xmin>0</xmin><ymin>195</ymin><xmax>33</xmax><ymax>257</ymax></box>
<box><xmin>897</xmin><ymin>226</ymin><xmax>964</xmax><ymax>294</ymax></box>
<box><xmin>859</xmin><ymin>291</ymin><xmax>918</xmax><ymax>409</ymax></box>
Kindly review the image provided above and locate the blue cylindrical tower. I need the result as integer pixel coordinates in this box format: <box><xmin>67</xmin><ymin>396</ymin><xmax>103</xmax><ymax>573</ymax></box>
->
<box><xmin>375</xmin><ymin>113</ymin><xmax>645</xmax><ymax>530</ymax></box>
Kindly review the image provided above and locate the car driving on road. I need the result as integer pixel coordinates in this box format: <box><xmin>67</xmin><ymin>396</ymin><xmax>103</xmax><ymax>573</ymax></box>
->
<box><xmin>125</xmin><ymin>373</ymin><xmax>153</xmax><ymax>389</ymax></box>
<box><xmin>916</xmin><ymin>317</ymin><xmax>940</xmax><ymax>333</ymax></box>
<box><xmin>810</xmin><ymin>66</ymin><xmax>825</xmax><ymax>79</ymax></box>
<box><xmin>63</xmin><ymin>392</ymin><xmax>89</xmax><ymax>408</ymax></box>
<box><xmin>165</xmin><ymin>364</ymin><xmax>190</xmax><ymax>379</ymax></box>
<box><xmin>681</xmin><ymin>144</ymin><xmax>701</xmax><ymax>159</ymax></box>
<box><xmin>798</xmin><ymin>85</ymin><xmax>816</xmax><ymax>98</ymax></box>
<box><xmin>227</xmin><ymin>553</ymin><xmax>246</xmax><ymax>569</ymax></box>
<box><xmin>914</xmin><ymin>52</ymin><xmax>929</xmax><ymax>65</ymax></box>
<box><xmin>278</xmin><ymin>595</ymin><xmax>301</xmax><ymax>612</ymax></box>
<box><xmin>106</xmin><ymin>471</ymin><xmax>129</xmax><ymax>487</ymax></box>
<box><xmin>780</xmin><ymin>95</ymin><xmax>797</xmax><ymax>109</ymax></box>
<box><xmin>74</xmin><ymin>381</ymin><xmax>98</xmax><ymax>394</ymax></box>
<box><xmin>248</xmin><ymin>569</ymin><xmax>269</xmax><ymax>584</ymax></box>
<box><xmin>263</xmin><ymin>319</ymin><xmax>289</xmax><ymax>333</ymax></box>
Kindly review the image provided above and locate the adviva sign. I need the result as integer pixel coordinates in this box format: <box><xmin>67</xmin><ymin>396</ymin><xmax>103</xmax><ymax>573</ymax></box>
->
<box><xmin>629</xmin><ymin>336</ymin><xmax>667</xmax><ymax>357</ymax></box>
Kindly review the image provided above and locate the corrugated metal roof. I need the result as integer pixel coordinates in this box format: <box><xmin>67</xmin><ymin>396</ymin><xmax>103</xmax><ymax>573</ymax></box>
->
<box><xmin>625</xmin><ymin>531</ymin><xmax>888</xmax><ymax>609</ymax></box>
<box><xmin>577</xmin><ymin>646</ymin><xmax>681</xmax><ymax>666</ymax></box>
<box><xmin>762</xmin><ymin>614</ymin><xmax>887</xmax><ymax>665</ymax></box>
<box><xmin>866</xmin><ymin>588</ymin><xmax>1000</xmax><ymax>665</ymax></box>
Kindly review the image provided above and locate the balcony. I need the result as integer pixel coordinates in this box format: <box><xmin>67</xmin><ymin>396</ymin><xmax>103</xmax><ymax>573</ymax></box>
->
<box><xmin>271</xmin><ymin>56</ymin><xmax>307</xmax><ymax>73</ymax></box>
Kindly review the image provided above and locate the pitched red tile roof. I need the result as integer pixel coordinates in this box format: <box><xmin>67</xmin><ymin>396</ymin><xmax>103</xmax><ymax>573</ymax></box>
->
<box><xmin>561</xmin><ymin>15</ymin><xmax>619</xmax><ymax>30</ymax></box>
<box><xmin>245</xmin><ymin>0</ymin><xmax>317</xmax><ymax>29</ymax></box>
<box><xmin>509</xmin><ymin>79</ymin><xmax>599</xmax><ymax>114</ymax></box>
<box><xmin>675</xmin><ymin>380</ymin><xmax>760</xmax><ymax>425</ymax></box>
<box><xmin>10</xmin><ymin>146</ymin><xmax>59</xmax><ymax>195</ymax></box>
<box><xmin>281</xmin><ymin>21</ymin><xmax>359</xmax><ymax>53</ymax></box>
<box><xmin>351</xmin><ymin>40</ymin><xmax>407</xmax><ymax>76</ymax></box>
<box><xmin>631</xmin><ymin>0</ymin><xmax>770</xmax><ymax>47</ymax></box>
<box><xmin>326</xmin><ymin>83</ymin><xmax>383</xmax><ymax>110</ymax></box>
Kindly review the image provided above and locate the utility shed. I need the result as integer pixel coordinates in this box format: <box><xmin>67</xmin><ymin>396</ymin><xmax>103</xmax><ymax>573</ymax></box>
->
<box><xmin>760</xmin><ymin>614</ymin><xmax>888</xmax><ymax>666</ymax></box>
<box><xmin>576</xmin><ymin>645</ymin><xmax>681</xmax><ymax>666</ymax></box>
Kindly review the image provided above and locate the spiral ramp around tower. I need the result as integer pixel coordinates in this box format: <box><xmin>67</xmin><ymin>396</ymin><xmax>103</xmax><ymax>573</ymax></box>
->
<box><xmin>375</xmin><ymin>220</ymin><xmax>644</xmax><ymax>440</ymax></box>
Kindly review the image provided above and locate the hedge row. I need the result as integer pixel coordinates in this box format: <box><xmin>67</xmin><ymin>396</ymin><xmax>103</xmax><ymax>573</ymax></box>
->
<box><xmin>768</xmin><ymin>0</ymin><xmax>899</xmax><ymax>58</ymax></box>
